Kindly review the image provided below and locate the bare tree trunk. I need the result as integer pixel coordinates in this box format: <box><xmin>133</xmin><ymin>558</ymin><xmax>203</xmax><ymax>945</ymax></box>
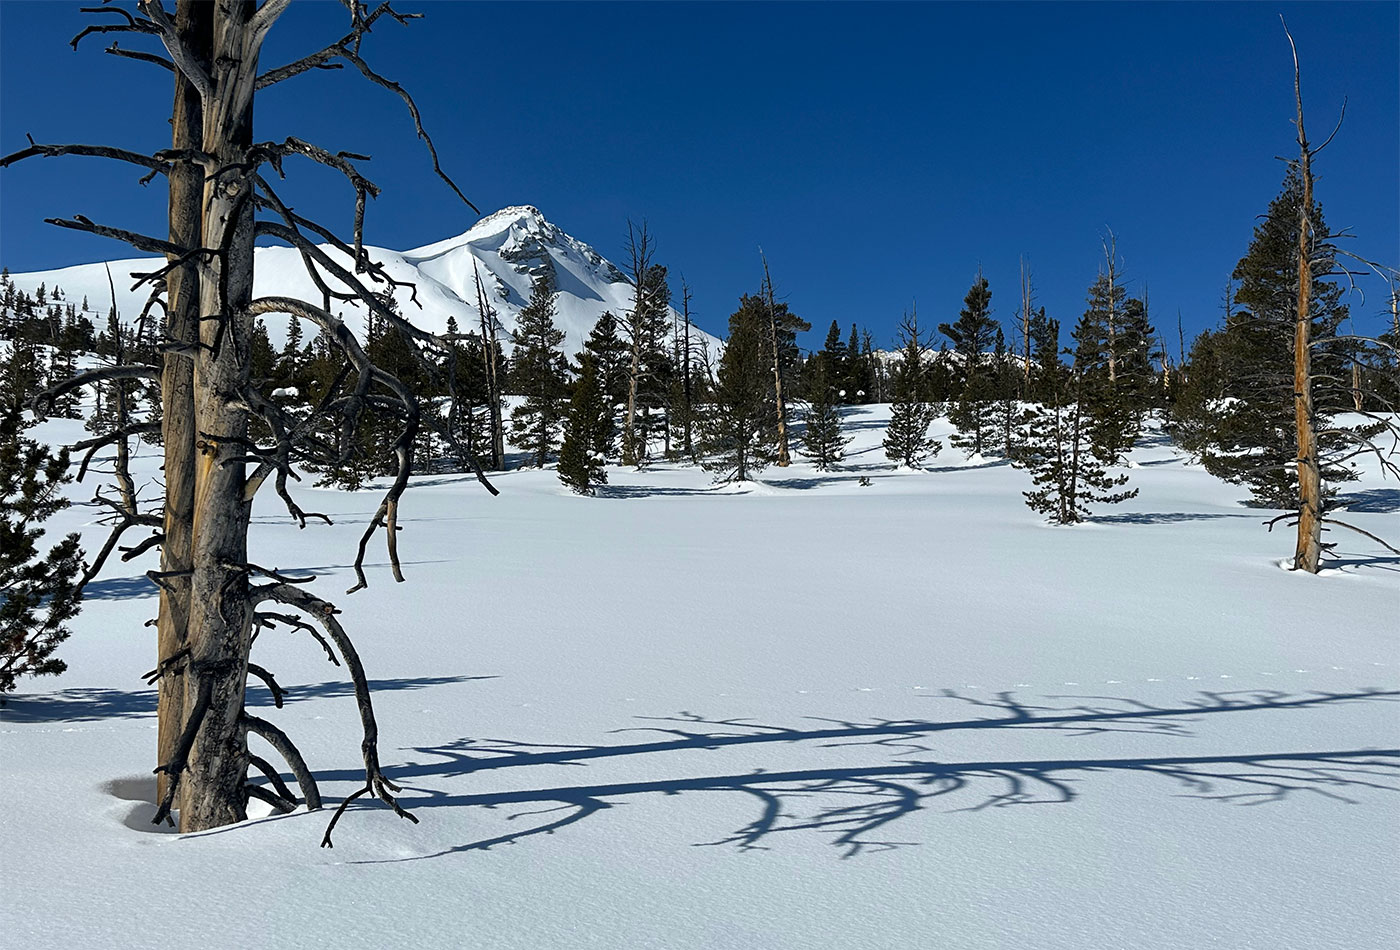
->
<box><xmin>681</xmin><ymin>279</ymin><xmax>694</xmax><ymax>459</ymax></box>
<box><xmin>1284</xmin><ymin>24</ymin><xmax>1323</xmax><ymax>574</ymax></box>
<box><xmin>155</xmin><ymin>0</ymin><xmax>209</xmax><ymax>807</ymax></box>
<box><xmin>623</xmin><ymin>221</ymin><xmax>652</xmax><ymax>467</ymax></box>
<box><xmin>761</xmin><ymin>253</ymin><xmax>791</xmax><ymax>466</ymax></box>
<box><xmin>1019</xmin><ymin>257</ymin><xmax>1032</xmax><ymax>388</ymax></box>
<box><xmin>473</xmin><ymin>263</ymin><xmax>504</xmax><ymax>469</ymax></box>
<box><xmin>179</xmin><ymin>0</ymin><xmax>261</xmax><ymax>831</ymax></box>
<box><xmin>1103</xmin><ymin>232</ymin><xmax>1119</xmax><ymax>384</ymax></box>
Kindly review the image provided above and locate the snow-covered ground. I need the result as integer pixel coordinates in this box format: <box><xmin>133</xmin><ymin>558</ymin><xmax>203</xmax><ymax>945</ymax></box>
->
<box><xmin>3</xmin><ymin>406</ymin><xmax>1397</xmax><ymax>950</ymax></box>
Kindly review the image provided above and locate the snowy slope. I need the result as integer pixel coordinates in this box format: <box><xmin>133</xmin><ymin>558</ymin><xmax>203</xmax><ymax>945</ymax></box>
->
<box><xmin>5</xmin><ymin>206</ymin><xmax>712</xmax><ymax>357</ymax></box>
<box><xmin>2</xmin><ymin>410</ymin><xmax>1397</xmax><ymax>950</ymax></box>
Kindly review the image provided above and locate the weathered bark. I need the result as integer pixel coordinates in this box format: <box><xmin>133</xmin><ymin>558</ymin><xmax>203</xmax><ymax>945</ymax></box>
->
<box><xmin>622</xmin><ymin>221</ymin><xmax>653</xmax><ymax>466</ymax></box>
<box><xmin>178</xmin><ymin>0</ymin><xmax>264</xmax><ymax>831</ymax></box>
<box><xmin>1019</xmin><ymin>257</ymin><xmax>1033</xmax><ymax>387</ymax></box>
<box><xmin>1287</xmin><ymin>24</ymin><xmax>1322</xmax><ymax>574</ymax></box>
<box><xmin>681</xmin><ymin>279</ymin><xmax>694</xmax><ymax>459</ymax></box>
<box><xmin>11</xmin><ymin>0</ymin><xmax>482</xmax><ymax>841</ymax></box>
<box><xmin>1103</xmin><ymin>234</ymin><xmax>1119</xmax><ymax>384</ymax></box>
<box><xmin>761</xmin><ymin>254</ymin><xmax>791</xmax><ymax>467</ymax></box>
<box><xmin>472</xmin><ymin>263</ymin><xmax>504</xmax><ymax>469</ymax></box>
<box><xmin>155</xmin><ymin>0</ymin><xmax>209</xmax><ymax>807</ymax></box>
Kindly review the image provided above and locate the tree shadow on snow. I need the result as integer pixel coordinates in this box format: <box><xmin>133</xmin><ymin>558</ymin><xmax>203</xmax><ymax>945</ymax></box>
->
<box><xmin>597</xmin><ymin>484</ymin><xmax>730</xmax><ymax>499</ymax></box>
<box><xmin>1088</xmin><ymin>512</ymin><xmax>1255</xmax><ymax>525</ymax></box>
<box><xmin>82</xmin><ymin>575</ymin><xmax>160</xmax><ymax>601</ymax></box>
<box><xmin>1335</xmin><ymin>489</ymin><xmax>1400</xmax><ymax>514</ymax></box>
<box><xmin>322</xmin><ymin>688</ymin><xmax>1400</xmax><ymax>863</ymax></box>
<box><xmin>0</xmin><ymin>674</ymin><xmax>491</xmax><ymax>723</ymax></box>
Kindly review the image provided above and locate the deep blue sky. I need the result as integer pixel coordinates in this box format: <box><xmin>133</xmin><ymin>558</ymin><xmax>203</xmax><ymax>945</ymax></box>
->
<box><xmin>2</xmin><ymin>1</ymin><xmax>1396</xmax><ymax>352</ymax></box>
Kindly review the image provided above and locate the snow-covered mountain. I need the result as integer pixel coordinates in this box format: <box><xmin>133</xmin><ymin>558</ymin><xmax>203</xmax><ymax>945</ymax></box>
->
<box><xmin>6</xmin><ymin>205</ymin><xmax>711</xmax><ymax>357</ymax></box>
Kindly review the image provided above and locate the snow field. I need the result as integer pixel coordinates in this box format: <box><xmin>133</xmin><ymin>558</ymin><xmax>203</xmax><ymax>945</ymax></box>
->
<box><xmin>2</xmin><ymin>405</ymin><xmax>1397</xmax><ymax>950</ymax></box>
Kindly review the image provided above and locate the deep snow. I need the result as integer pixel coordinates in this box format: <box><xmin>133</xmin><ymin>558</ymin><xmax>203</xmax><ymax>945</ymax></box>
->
<box><xmin>2</xmin><ymin>406</ymin><xmax>1397</xmax><ymax>950</ymax></box>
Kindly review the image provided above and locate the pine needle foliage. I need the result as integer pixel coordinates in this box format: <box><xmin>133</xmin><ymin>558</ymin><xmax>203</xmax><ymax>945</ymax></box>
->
<box><xmin>1</xmin><ymin>403</ymin><xmax>84</xmax><ymax>694</ymax></box>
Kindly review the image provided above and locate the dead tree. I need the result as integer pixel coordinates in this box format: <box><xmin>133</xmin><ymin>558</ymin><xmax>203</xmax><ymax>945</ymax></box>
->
<box><xmin>760</xmin><ymin>252</ymin><xmax>792</xmax><ymax>467</ymax></box>
<box><xmin>1018</xmin><ymin>256</ymin><xmax>1034</xmax><ymax>390</ymax></box>
<box><xmin>1275</xmin><ymin>18</ymin><xmax>1400</xmax><ymax>573</ymax></box>
<box><xmin>1101</xmin><ymin>232</ymin><xmax>1122</xmax><ymax>384</ymax></box>
<box><xmin>472</xmin><ymin>262</ymin><xmax>505</xmax><ymax>470</ymax></box>
<box><xmin>5</xmin><ymin>0</ymin><xmax>496</xmax><ymax>839</ymax></box>
<box><xmin>679</xmin><ymin>277</ymin><xmax>696</xmax><ymax>460</ymax></box>
<box><xmin>621</xmin><ymin>219</ymin><xmax>655</xmax><ymax>466</ymax></box>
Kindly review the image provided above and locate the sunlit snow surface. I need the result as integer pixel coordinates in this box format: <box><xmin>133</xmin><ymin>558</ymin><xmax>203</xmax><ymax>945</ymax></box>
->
<box><xmin>3</xmin><ymin>407</ymin><xmax>1397</xmax><ymax>950</ymax></box>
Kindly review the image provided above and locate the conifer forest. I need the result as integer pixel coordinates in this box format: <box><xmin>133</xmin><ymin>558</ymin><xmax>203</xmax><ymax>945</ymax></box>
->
<box><xmin>0</xmin><ymin>3</ymin><xmax>1396</xmax><ymax>949</ymax></box>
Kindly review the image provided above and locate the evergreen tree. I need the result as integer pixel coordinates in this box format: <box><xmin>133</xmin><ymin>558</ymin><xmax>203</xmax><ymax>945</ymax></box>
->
<box><xmin>1011</xmin><ymin>329</ymin><xmax>1138</xmax><ymax>525</ymax></box>
<box><xmin>991</xmin><ymin>328</ymin><xmax>1023</xmax><ymax>458</ymax></box>
<box><xmin>799</xmin><ymin>359</ymin><xmax>851</xmax><ymax>470</ymax></box>
<box><xmin>1173</xmin><ymin>168</ymin><xmax>1359</xmax><ymax>507</ymax></box>
<box><xmin>943</xmin><ymin>273</ymin><xmax>999</xmax><ymax>457</ymax></box>
<box><xmin>1027</xmin><ymin>306</ymin><xmax>1061</xmax><ymax>402</ymax></box>
<box><xmin>583</xmin><ymin>310</ymin><xmax>630</xmax><ymax>416</ymax></box>
<box><xmin>882</xmin><ymin>311</ymin><xmax>943</xmax><ymax>467</ymax></box>
<box><xmin>557</xmin><ymin>351</ymin><xmax>611</xmax><ymax>495</ymax></box>
<box><xmin>1</xmin><ymin>403</ymin><xmax>84</xmax><ymax>694</ymax></box>
<box><xmin>508</xmin><ymin>276</ymin><xmax>569</xmax><ymax>467</ymax></box>
<box><xmin>844</xmin><ymin>323</ymin><xmax>865</xmax><ymax>401</ymax></box>
<box><xmin>279</xmin><ymin>311</ymin><xmax>304</xmax><ymax>384</ymax></box>
<box><xmin>699</xmin><ymin>296</ymin><xmax>777</xmax><ymax>482</ymax></box>
<box><xmin>814</xmin><ymin>320</ymin><xmax>848</xmax><ymax>401</ymax></box>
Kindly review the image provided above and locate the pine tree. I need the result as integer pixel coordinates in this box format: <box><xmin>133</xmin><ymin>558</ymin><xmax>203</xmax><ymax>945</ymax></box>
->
<box><xmin>882</xmin><ymin>310</ymin><xmax>942</xmax><ymax>468</ymax></box>
<box><xmin>1</xmin><ymin>403</ymin><xmax>84</xmax><ymax>694</ymax></box>
<box><xmin>508</xmin><ymin>276</ymin><xmax>569</xmax><ymax>468</ymax></box>
<box><xmin>699</xmin><ymin>295</ymin><xmax>777</xmax><ymax>482</ymax></box>
<box><xmin>991</xmin><ymin>328</ymin><xmax>1022</xmax><ymax>458</ymax></box>
<box><xmin>1012</xmin><ymin>329</ymin><xmax>1138</xmax><ymax>525</ymax></box>
<box><xmin>557</xmin><ymin>351</ymin><xmax>611</xmax><ymax>495</ymax></box>
<box><xmin>583</xmin><ymin>310</ymin><xmax>629</xmax><ymax>418</ymax></box>
<box><xmin>1176</xmin><ymin>168</ymin><xmax>1357</xmax><ymax>508</ymax></box>
<box><xmin>815</xmin><ymin>320</ymin><xmax>848</xmax><ymax>401</ymax></box>
<box><xmin>943</xmin><ymin>273</ymin><xmax>999</xmax><ymax>457</ymax></box>
<box><xmin>799</xmin><ymin>359</ymin><xmax>851</xmax><ymax>470</ymax></box>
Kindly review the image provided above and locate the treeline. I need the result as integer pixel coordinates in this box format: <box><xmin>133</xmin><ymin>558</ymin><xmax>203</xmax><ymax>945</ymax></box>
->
<box><xmin>3</xmin><ymin>166</ymin><xmax>1395</xmax><ymax>530</ymax></box>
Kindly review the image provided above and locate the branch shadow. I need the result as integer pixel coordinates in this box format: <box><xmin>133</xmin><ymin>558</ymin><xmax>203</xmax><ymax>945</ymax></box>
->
<box><xmin>319</xmin><ymin>688</ymin><xmax>1400</xmax><ymax>863</ymax></box>
<box><xmin>1088</xmin><ymin>512</ymin><xmax>1255</xmax><ymax>525</ymax></box>
<box><xmin>1336</xmin><ymin>489</ymin><xmax>1400</xmax><ymax>514</ymax></box>
<box><xmin>0</xmin><ymin>674</ymin><xmax>492</xmax><ymax>722</ymax></box>
<box><xmin>81</xmin><ymin>575</ymin><xmax>160</xmax><ymax>601</ymax></box>
<box><xmin>597</xmin><ymin>484</ymin><xmax>726</xmax><ymax>499</ymax></box>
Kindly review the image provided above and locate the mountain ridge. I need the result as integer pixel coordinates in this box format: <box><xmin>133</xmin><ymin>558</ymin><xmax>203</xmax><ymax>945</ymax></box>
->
<box><xmin>4</xmin><ymin>206</ymin><xmax>713</xmax><ymax>357</ymax></box>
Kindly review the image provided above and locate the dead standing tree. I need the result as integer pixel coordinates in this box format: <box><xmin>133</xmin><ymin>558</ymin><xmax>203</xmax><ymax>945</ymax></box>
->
<box><xmin>4</xmin><ymin>0</ymin><xmax>496</xmax><ymax>839</ymax></box>
<box><xmin>760</xmin><ymin>252</ymin><xmax>792</xmax><ymax>467</ymax></box>
<box><xmin>1275</xmin><ymin>19</ymin><xmax>1400</xmax><ymax>573</ymax></box>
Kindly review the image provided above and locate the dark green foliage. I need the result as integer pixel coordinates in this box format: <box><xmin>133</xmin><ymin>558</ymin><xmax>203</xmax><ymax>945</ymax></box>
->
<box><xmin>882</xmin><ymin>313</ymin><xmax>942</xmax><ymax>468</ymax></box>
<box><xmin>799</xmin><ymin>359</ymin><xmax>851</xmax><ymax>470</ymax></box>
<box><xmin>991</xmin><ymin>328</ymin><xmax>1023</xmax><ymax>458</ymax></box>
<box><xmin>1026</xmin><ymin>306</ymin><xmax>1061</xmax><ymax>402</ymax></box>
<box><xmin>557</xmin><ymin>351</ymin><xmax>612</xmax><ymax>495</ymax></box>
<box><xmin>1</xmin><ymin>403</ymin><xmax>84</xmax><ymax>693</ymax></box>
<box><xmin>699</xmin><ymin>296</ymin><xmax>778</xmax><ymax>482</ymax></box>
<box><xmin>509</xmin><ymin>277</ymin><xmax>569</xmax><ymax>468</ymax></box>
<box><xmin>944</xmin><ymin>274</ymin><xmax>999</xmax><ymax>457</ymax></box>
<box><xmin>940</xmin><ymin>272</ymin><xmax>999</xmax><ymax>362</ymax></box>
<box><xmin>1073</xmin><ymin>275</ymin><xmax>1160</xmax><ymax>464</ymax></box>
<box><xmin>1170</xmin><ymin>169</ymin><xmax>1358</xmax><ymax>507</ymax></box>
<box><xmin>1011</xmin><ymin>339</ymin><xmax>1137</xmax><ymax>525</ymax></box>
<box><xmin>584</xmin><ymin>310</ymin><xmax>630</xmax><ymax>415</ymax></box>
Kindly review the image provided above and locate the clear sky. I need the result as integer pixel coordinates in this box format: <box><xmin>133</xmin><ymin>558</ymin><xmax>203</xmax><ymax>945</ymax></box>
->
<box><xmin>1</xmin><ymin>1</ymin><xmax>1396</xmax><ymax>353</ymax></box>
